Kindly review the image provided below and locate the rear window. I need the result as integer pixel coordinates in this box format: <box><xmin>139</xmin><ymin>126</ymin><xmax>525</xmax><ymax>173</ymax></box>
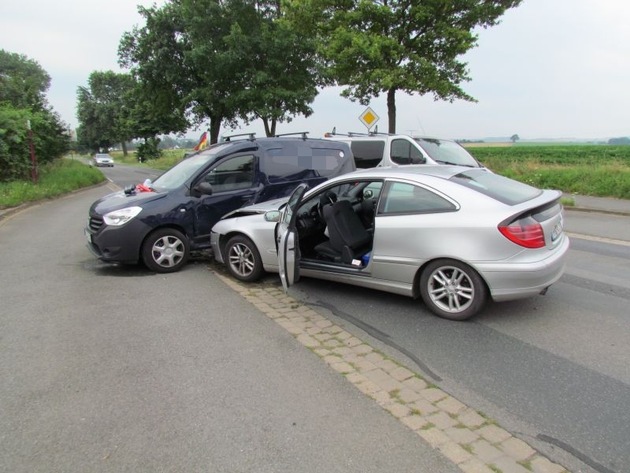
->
<box><xmin>450</xmin><ymin>170</ymin><xmax>542</xmax><ymax>205</ymax></box>
<box><xmin>350</xmin><ymin>141</ymin><xmax>384</xmax><ymax>168</ymax></box>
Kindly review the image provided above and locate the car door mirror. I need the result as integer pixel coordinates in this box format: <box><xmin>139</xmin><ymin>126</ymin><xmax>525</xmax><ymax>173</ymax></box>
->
<box><xmin>195</xmin><ymin>182</ymin><xmax>213</xmax><ymax>196</ymax></box>
<box><xmin>264</xmin><ymin>210</ymin><xmax>281</xmax><ymax>223</ymax></box>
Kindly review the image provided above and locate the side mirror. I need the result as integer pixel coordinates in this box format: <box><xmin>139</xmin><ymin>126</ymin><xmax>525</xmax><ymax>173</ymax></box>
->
<box><xmin>363</xmin><ymin>189</ymin><xmax>373</xmax><ymax>199</ymax></box>
<box><xmin>196</xmin><ymin>182</ymin><xmax>213</xmax><ymax>196</ymax></box>
<box><xmin>264</xmin><ymin>210</ymin><xmax>281</xmax><ymax>223</ymax></box>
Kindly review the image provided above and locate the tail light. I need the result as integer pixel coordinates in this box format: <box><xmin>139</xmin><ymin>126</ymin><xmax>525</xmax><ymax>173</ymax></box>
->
<box><xmin>498</xmin><ymin>216</ymin><xmax>545</xmax><ymax>248</ymax></box>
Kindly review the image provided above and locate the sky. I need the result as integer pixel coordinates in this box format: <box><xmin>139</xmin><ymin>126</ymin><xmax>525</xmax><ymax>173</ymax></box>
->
<box><xmin>1</xmin><ymin>0</ymin><xmax>629</xmax><ymax>142</ymax></box>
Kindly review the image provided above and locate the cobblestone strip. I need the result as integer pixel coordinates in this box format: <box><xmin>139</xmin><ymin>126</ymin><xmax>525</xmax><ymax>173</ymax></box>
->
<box><xmin>216</xmin><ymin>274</ymin><xmax>569</xmax><ymax>473</ymax></box>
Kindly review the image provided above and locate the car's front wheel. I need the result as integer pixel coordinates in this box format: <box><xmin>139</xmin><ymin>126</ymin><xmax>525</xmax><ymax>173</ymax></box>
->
<box><xmin>142</xmin><ymin>228</ymin><xmax>189</xmax><ymax>273</ymax></box>
<box><xmin>419</xmin><ymin>259</ymin><xmax>487</xmax><ymax>321</ymax></box>
<box><xmin>225</xmin><ymin>235</ymin><xmax>264</xmax><ymax>282</ymax></box>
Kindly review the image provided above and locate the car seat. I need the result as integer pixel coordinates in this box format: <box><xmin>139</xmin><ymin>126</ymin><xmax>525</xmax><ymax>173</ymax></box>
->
<box><xmin>315</xmin><ymin>200</ymin><xmax>372</xmax><ymax>264</ymax></box>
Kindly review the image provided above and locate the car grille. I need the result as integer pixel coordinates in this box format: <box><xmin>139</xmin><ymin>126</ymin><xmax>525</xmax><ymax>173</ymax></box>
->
<box><xmin>89</xmin><ymin>215</ymin><xmax>104</xmax><ymax>232</ymax></box>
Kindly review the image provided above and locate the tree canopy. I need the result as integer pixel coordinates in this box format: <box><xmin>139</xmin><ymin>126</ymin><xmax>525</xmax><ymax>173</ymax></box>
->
<box><xmin>284</xmin><ymin>0</ymin><xmax>523</xmax><ymax>133</ymax></box>
<box><xmin>76</xmin><ymin>71</ymin><xmax>135</xmax><ymax>154</ymax></box>
<box><xmin>118</xmin><ymin>0</ymin><xmax>320</xmax><ymax>143</ymax></box>
<box><xmin>0</xmin><ymin>50</ymin><xmax>51</xmax><ymax>110</ymax></box>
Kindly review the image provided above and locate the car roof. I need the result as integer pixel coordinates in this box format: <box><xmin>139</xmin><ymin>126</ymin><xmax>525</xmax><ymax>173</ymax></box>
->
<box><xmin>343</xmin><ymin>164</ymin><xmax>472</xmax><ymax>181</ymax></box>
<box><xmin>326</xmin><ymin>134</ymin><xmax>457</xmax><ymax>142</ymax></box>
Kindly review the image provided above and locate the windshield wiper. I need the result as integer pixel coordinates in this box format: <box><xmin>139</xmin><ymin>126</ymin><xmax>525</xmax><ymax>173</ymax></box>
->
<box><xmin>435</xmin><ymin>159</ymin><xmax>475</xmax><ymax>167</ymax></box>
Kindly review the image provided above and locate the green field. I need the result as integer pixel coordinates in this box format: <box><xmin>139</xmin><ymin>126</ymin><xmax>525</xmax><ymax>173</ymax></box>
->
<box><xmin>465</xmin><ymin>144</ymin><xmax>630</xmax><ymax>199</ymax></box>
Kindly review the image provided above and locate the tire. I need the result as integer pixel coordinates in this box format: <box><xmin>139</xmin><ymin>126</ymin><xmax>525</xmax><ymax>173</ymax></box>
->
<box><xmin>141</xmin><ymin>228</ymin><xmax>189</xmax><ymax>273</ymax></box>
<box><xmin>225</xmin><ymin>235</ymin><xmax>264</xmax><ymax>282</ymax></box>
<box><xmin>419</xmin><ymin>259</ymin><xmax>487</xmax><ymax>321</ymax></box>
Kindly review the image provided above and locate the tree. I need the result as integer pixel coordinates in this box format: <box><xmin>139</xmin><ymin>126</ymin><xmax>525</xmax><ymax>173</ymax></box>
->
<box><xmin>76</xmin><ymin>70</ymin><xmax>187</xmax><ymax>158</ymax></box>
<box><xmin>285</xmin><ymin>0</ymin><xmax>522</xmax><ymax>133</ymax></box>
<box><xmin>119</xmin><ymin>0</ymin><xmax>235</xmax><ymax>144</ymax></box>
<box><xmin>76</xmin><ymin>71</ymin><xmax>137</xmax><ymax>154</ymax></box>
<box><xmin>608</xmin><ymin>137</ymin><xmax>630</xmax><ymax>145</ymax></box>
<box><xmin>119</xmin><ymin>0</ymin><xmax>320</xmax><ymax>143</ymax></box>
<box><xmin>0</xmin><ymin>50</ymin><xmax>69</xmax><ymax>181</ymax></box>
<box><xmin>0</xmin><ymin>49</ymin><xmax>51</xmax><ymax>109</ymax></box>
<box><xmin>510</xmin><ymin>134</ymin><xmax>520</xmax><ymax>143</ymax></box>
<box><xmin>224</xmin><ymin>2</ymin><xmax>320</xmax><ymax>136</ymax></box>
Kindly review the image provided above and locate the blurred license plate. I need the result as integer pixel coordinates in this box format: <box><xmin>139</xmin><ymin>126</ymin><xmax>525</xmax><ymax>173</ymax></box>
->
<box><xmin>85</xmin><ymin>229</ymin><xmax>92</xmax><ymax>243</ymax></box>
<box><xmin>551</xmin><ymin>219</ymin><xmax>563</xmax><ymax>241</ymax></box>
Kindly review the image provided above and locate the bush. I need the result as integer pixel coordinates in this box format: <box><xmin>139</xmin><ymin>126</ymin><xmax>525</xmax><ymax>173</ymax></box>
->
<box><xmin>0</xmin><ymin>104</ymin><xmax>70</xmax><ymax>182</ymax></box>
<box><xmin>136</xmin><ymin>137</ymin><xmax>162</xmax><ymax>163</ymax></box>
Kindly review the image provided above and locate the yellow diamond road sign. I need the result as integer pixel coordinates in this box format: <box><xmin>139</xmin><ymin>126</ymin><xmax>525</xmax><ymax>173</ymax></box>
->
<box><xmin>359</xmin><ymin>107</ymin><xmax>379</xmax><ymax>130</ymax></box>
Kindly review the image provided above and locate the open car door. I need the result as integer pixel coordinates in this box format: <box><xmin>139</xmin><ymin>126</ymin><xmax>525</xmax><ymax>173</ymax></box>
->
<box><xmin>276</xmin><ymin>183</ymin><xmax>309</xmax><ymax>292</ymax></box>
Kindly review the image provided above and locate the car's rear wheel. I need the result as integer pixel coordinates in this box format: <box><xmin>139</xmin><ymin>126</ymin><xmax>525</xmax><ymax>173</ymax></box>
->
<box><xmin>142</xmin><ymin>228</ymin><xmax>189</xmax><ymax>273</ymax></box>
<box><xmin>225</xmin><ymin>235</ymin><xmax>263</xmax><ymax>282</ymax></box>
<box><xmin>419</xmin><ymin>259</ymin><xmax>487</xmax><ymax>321</ymax></box>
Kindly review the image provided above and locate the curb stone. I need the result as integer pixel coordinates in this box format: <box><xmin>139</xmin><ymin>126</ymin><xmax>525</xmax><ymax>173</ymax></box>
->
<box><xmin>213</xmin><ymin>271</ymin><xmax>570</xmax><ymax>473</ymax></box>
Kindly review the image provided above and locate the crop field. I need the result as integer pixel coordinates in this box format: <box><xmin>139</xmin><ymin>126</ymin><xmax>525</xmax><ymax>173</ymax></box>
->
<box><xmin>464</xmin><ymin>144</ymin><xmax>630</xmax><ymax>199</ymax></box>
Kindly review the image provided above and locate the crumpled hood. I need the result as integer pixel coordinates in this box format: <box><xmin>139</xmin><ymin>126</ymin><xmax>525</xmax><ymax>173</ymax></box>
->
<box><xmin>90</xmin><ymin>189</ymin><xmax>167</xmax><ymax>214</ymax></box>
<box><xmin>220</xmin><ymin>197</ymin><xmax>288</xmax><ymax>219</ymax></box>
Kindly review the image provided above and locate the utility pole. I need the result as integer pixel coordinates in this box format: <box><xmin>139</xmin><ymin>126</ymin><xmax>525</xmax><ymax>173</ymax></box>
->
<box><xmin>26</xmin><ymin>120</ymin><xmax>38</xmax><ymax>183</ymax></box>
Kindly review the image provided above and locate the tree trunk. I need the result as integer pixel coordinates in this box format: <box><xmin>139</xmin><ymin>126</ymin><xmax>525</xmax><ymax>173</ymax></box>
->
<box><xmin>387</xmin><ymin>88</ymin><xmax>397</xmax><ymax>133</ymax></box>
<box><xmin>209</xmin><ymin>116</ymin><xmax>222</xmax><ymax>144</ymax></box>
<box><xmin>121</xmin><ymin>141</ymin><xmax>128</xmax><ymax>156</ymax></box>
<box><xmin>261</xmin><ymin>117</ymin><xmax>277</xmax><ymax>137</ymax></box>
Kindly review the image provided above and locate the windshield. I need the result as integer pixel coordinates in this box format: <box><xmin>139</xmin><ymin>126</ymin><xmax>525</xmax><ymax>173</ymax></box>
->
<box><xmin>150</xmin><ymin>143</ymin><xmax>233</xmax><ymax>191</ymax></box>
<box><xmin>414</xmin><ymin>138</ymin><xmax>480</xmax><ymax>167</ymax></box>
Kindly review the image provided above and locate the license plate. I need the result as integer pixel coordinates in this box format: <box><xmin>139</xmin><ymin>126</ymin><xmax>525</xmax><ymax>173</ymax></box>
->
<box><xmin>551</xmin><ymin>218</ymin><xmax>563</xmax><ymax>241</ymax></box>
<box><xmin>85</xmin><ymin>229</ymin><xmax>92</xmax><ymax>244</ymax></box>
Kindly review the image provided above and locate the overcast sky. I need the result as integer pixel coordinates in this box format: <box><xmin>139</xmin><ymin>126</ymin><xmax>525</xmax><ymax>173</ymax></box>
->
<box><xmin>2</xmin><ymin>0</ymin><xmax>629</xmax><ymax>141</ymax></box>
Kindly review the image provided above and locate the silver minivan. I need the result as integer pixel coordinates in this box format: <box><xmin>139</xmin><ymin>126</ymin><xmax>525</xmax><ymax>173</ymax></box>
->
<box><xmin>324</xmin><ymin>132</ymin><xmax>483</xmax><ymax>169</ymax></box>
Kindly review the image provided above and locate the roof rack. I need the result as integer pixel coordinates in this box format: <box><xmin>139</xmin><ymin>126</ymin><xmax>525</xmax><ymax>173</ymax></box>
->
<box><xmin>324</xmin><ymin>127</ymin><xmax>358</xmax><ymax>138</ymax></box>
<box><xmin>366</xmin><ymin>126</ymin><xmax>395</xmax><ymax>136</ymax></box>
<box><xmin>325</xmin><ymin>126</ymin><xmax>395</xmax><ymax>138</ymax></box>
<box><xmin>221</xmin><ymin>132</ymin><xmax>256</xmax><ymax>142</ymax></box>
<box><xmin>274</xmin><ymin>132</ymin><xmax>309</xmax><ymax>140</ymax></box>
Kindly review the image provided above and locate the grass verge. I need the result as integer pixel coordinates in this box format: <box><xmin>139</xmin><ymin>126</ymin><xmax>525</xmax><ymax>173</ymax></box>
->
<box><xmin>0</xmin><ymin>157</ymin><xmax>105</xmax><ymax>209</ymax></box>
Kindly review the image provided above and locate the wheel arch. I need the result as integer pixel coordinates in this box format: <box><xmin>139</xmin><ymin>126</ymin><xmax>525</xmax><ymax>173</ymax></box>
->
<box><xmin>139</xmin><ymin>224</ymin><xmax>190</xmax><ymax>260</ymax></box>
<box><xmin>412</xmin><ymin>257</ymin><xmax>491</xmax><ymax>299</ymax></box>
<box><xmin>217</xmin><ymin>230</ymin><xmax>259</xmax><ymax>260</ymax></box>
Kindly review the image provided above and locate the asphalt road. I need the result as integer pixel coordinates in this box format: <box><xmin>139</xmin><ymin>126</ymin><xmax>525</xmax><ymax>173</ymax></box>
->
<box><xmin>4</xmin><ymin>164</ymin><xmax>626</xmax><ymax>473</ymax></box>
<box><xmin>95</xmin><ymin>163</ymin><xmax>630</xmax><ymax>473</ymax></box>
<box><xmin>0</xmin><ymin>185</ymin><xmax>460</xmax><ymax>473</ymax></box>
<box><xmin>277</xmin><ymin>217</ymin><xmax>630</xmax><ymax>473</ymax></box>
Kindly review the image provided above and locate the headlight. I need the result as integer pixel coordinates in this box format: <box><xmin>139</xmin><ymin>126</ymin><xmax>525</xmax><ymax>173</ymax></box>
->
<box><xmin>103</xmin><ymin>206</ymin><xmax>143</xmax><ymax>226</ymax></box>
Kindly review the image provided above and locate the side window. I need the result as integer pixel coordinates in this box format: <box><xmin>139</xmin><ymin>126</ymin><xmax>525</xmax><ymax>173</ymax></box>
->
<box><xmin>380</xmin><ymin>182</ymin><xmax>456</xmax><ymax>214</ymax></box>
<box><xmin>204</xmin><ymin>155</ymin><xmax>255</xmax><ymax>192</ymax></box>
<box><xmin>264</xmin><ymin>145</ymin><xmax>350</xmax><ymax>181</ymax></box>
<box><xmin>350</xmin><ymin>141</ymin><xmax>385</xmax><ymax>168</ymax></box>
<box><xmin>410</xmin><ymin>145</ymin><xmax>425</xmax><ymax>164</ymax></box>
<box><xmin>391</xmin><ymin>139</ymin><xmax>413</xmax><ymax>165</ymax></box>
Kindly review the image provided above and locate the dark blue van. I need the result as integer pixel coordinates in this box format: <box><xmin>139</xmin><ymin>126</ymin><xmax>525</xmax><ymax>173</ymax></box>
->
<box><xmin>85</xmin><ymin>136</ymin><xmax>355</xmax><ymax>272</ymax></box>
